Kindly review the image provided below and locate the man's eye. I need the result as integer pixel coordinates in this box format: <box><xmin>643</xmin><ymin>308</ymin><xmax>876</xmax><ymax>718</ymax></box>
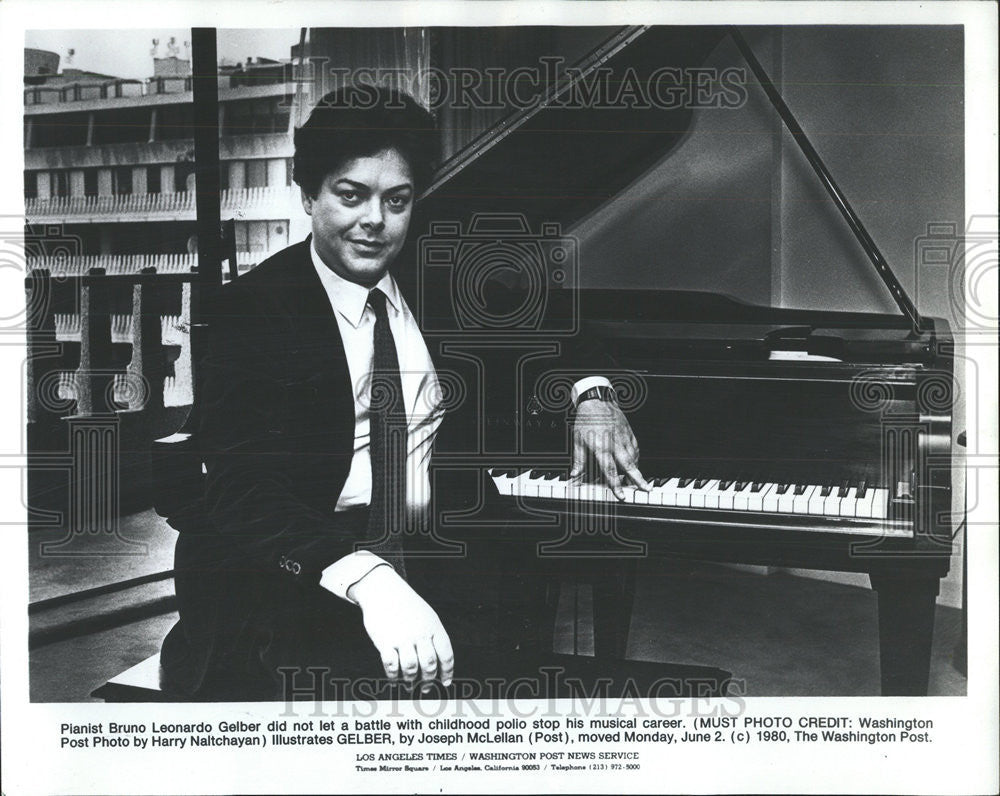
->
<box><xmin>339</xmin><ymin>191</ymin><xmax>359</xmax><ymax>202</ymax></box>
<box><xmin>386</xmin><ymin>195</ymin><xmax>410</xmax><ymax>208</ymax></box>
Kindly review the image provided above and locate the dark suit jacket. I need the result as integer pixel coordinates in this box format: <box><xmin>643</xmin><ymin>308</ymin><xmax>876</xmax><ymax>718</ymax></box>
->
<box><xmin>160</xmin><ymin>236</ymin><xmax>615</xmax><ymax>697</ymax></box>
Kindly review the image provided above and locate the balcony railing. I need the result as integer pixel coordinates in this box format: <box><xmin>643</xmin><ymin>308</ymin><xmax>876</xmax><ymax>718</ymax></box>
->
<box><xmin>29</xmin><ymin>253</ymin><xmax>261</xmax><ymax>277</ymax></box>
<box><xmin>25</xmin><ymin>186</ymin><xmax>299</xmax><ymax>223</ymax></box>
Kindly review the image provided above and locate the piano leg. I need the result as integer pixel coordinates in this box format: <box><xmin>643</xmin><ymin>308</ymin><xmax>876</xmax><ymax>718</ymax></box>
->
<box><xmin>869</xmin><ymin>573</ymin><xmax>940</xmax><ymax>696</ymax></box>
<box><xmin>591</xmin><ymin>559</ymin><xmax>638</xmax><ymax>660</ymax></box>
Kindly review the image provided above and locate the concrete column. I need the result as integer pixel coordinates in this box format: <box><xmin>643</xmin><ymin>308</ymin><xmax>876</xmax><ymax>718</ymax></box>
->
<box><xmin>267</xmin><ymin>158</ymin><xmax>286</xmax><ymax>188</ymax></box>
<box><xmin>160</xmin><ymin>164</ymin><xmax>175</xmax><ymax>193</ymax></box>
<box><xmin>70</xmin><ymin>170</ymin><xmax>86</xmax><ymax>197</ymax></box>
<box><xmin>149</xmin><ymin>107</ymin><xmax>157</xmax><ymax>142</ymax></box>
<box><xmin>24</xmin><ymin>118</ymin><xmax>33</xmax><ymax>149</ymax></box>
<box><xmin>227</xmin><ymin>160</ymin><xmax>245</xmax><ymax>191</ymax></box>
<box><xmin>132</xmin><ymin>166</ymin><xmax>148</xmax><ymax>195</ymax></box>
<box><xmin>97</xmin><ymin>168</ymin><xmax>113</xmax><ymax>197</ymax></box>
<box><xmin>86</xmin><ymin>112</ymin><xmax>95</xmax><ymax>146</ymax></box>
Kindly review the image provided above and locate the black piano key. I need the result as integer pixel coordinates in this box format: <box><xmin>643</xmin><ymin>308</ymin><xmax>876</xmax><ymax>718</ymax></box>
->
<box><xmin>857</xmin><ymin>479</ymin><xmax>869</xmax><ymax>499</ymax></box>
<box><xmin>751</xmin><ymin>482</ymin><xmax>766</xmax><ymax>492</ymax></box>
<box><xmin>793</xmin><ymin>484</ymin><xmax>807</xmax><ymax>495</ymax></box>
<box><xmin>820</xmin><ymin>485</ymin><xmax>833</xmax><ymax>497</ymax></box>
<box><xmin>652</xmin><ymin>478</ymin><xmax>669</xmax><ymax>487</ymax></box>
<box><xmin>678</xmin><ymin>477</ymin><xmax>694</xmax><ymax>488</ymax></box>
<box><xmin>837</xmin><ymin>480</ymin><xmax>850</xmax><ymax>498</ymax></box>
<box><xmin>775</xmin><ymin>484</ymin><xmax>790</xmax><ymax>495</ymax></box>
<box><xmin>693</xmin><ymin>478</ymin><xmax>709</xmax><ymax>489</ymax></box>
<box><xmin>529</xmin><ymin>469</ymin><xmax>547</xmax><ymax>479</ymax></box>
<box><xmin>734</xmin><ymin>481</ymin><xmax>749</xmax><ymax>492</ymax></box>
<box><xmin>719</xmin><ymin>480</ymin><xmax>734</xmax><ymax>491</ymax></box>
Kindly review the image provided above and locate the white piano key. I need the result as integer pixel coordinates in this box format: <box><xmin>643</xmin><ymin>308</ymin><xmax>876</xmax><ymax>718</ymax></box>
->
<box><xmin>673</xmin><ymin>480</ymin><xmax>695</xmax><ymax>508</ymax></box>
<box><xmin>550</xmin><ymin>477</ymin><xmax>568</xmax><ymax>500</ymax></box>
<box><xmin>514</xmin><ymin>470</ymin><xmax>539</xmax><ymax>497</ymax></box>
<box><xmin>732</xmin><ymin>483</ymin><xmax>753</xmax><ymax>511</ymax></box>
<box><xmin>750</xmin><ymin>484</ymin><xmax>773</xmax><ymax>512</ymax></box>
<box><xmin>870</xmin><ymin>488</ymin><xmax>888</xmax><ymax>519</ymax></box>
<box><xmin>760</xmin><ymin>484</ymin><xmax>781</xmax><ymax>512</ymax></box>
<box><xmin>855</xmin><ymin>487</ymin><xmax>875</xmax><ymax>518</ymax></box>
<box><xmin>808</xmin><ymin>488</ymin><xmax>830</xmax><ymax>515</ymax></box>
<box><xmin>491</xmin><ymin>471</ymin><xmax>515</xmax><ymax>496</ymax></box>
<box><xmin>777</xmin><ymin>487</ymin><xmax>796</xmax><ymax>514</ymax></box>
<box><xmin>838</xmin><ymin>487</ymin><xmax>859</xmax><ymax>517</ymax></box>
<box><xmin>716</xmin><ymin>483</ymin><xmax>738</xmax><ymax>511</ymax></box>
<box><xmin>653</xmin><ymin>478</ymin><xmax>680</xmax><ymax>506</ymax></box>
<box><xmin>690</xmin><ymin>479</ymin><xmax>719</xmax><ymax>508</ymax></box>
<box><xmin>792</xmin><ymin>485</ymin><xmax>816</xmax><ymax>514</ymax></box>
<box><xmin>632</xmin><ymin>488</ymin><xmax>649</xmax><ymax>505</ymax></box>
<box><xmin>823</xmin><ymin>489</ymin><xmax>842</xmax><ymax>516</ymax></box>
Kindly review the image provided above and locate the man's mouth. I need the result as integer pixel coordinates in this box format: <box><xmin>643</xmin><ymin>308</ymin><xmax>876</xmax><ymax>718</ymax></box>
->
<box><xmin>349</xmin><ymin>239</ymin><xmax>386</xmax><ymax>252</ymax></box>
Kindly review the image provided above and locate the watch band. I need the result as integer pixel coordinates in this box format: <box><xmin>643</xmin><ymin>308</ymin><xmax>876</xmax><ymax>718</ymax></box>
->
<box><xmin>575</xmin><ymin>385</ymin><xmax>618</xmax><ymax>407</ymax></box>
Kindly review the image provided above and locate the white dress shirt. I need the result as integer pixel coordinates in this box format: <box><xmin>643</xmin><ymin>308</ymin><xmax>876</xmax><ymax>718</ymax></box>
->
<box><xmin>310</xmin><ymin>241</ymin><xmax>611</xmax><ymax>601</ymax></box>
<box><xmin>309</xmin><ymin>242</ymin><xmax>445</xmax><ymax>600</ymax></box>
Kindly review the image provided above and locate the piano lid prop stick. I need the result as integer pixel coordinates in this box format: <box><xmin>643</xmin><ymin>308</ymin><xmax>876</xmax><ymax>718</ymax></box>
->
<box><xmin>728</xmin><ymin>27</ymin><xmax>925</xmax><ymax>335</ymax></box>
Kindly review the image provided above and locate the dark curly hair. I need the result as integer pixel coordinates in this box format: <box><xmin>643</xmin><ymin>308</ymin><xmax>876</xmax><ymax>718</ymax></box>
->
<box><xmin>292</xmin><ymin>85</ymin><xmax>439</xmax><ymax>198</ymax></box>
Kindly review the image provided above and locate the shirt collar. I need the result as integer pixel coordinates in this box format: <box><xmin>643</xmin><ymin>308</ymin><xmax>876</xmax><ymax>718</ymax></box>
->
<box><xmin>310</xmin><ymin>238</ymin><xmax>401</xmax><ymax>328</ymax></box>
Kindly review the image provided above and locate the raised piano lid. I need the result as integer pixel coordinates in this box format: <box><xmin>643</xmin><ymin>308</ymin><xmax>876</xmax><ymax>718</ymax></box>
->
<box><xmin>412</xmin><ymin>26</ymin><xmax>728</xmax><ymax>230</ymax></box>
<box><xmin>406</xmin><ymin>25</ymin><xmax>950</xmax><ymax>361</ymax></box>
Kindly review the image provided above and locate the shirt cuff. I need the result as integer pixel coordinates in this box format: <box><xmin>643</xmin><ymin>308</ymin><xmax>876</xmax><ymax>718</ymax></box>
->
<box><xmin>319</xmin><ymin>551</ymin><xmax>392</xmax><ymax>603</ymax></box>
<box><xmin>570</xmin><ymin>376</ymin><xmax>613</xmax><ymax>405</ymax></box>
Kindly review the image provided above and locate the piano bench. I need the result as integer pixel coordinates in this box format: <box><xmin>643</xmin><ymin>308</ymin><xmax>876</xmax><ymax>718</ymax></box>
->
<box><xmin>91</xmin><ymin>654</ymin><xmax>179</xmax><ymax>703</ymax></box>
<box><xmin>93</xmin><ymin>651</ymin><xmax>733</xmax><ymax>702</ymax></box>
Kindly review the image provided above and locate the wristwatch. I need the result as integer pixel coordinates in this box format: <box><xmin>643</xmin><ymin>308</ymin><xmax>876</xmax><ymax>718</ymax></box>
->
<box><xmin>575</xmin><ymin>385</ymin><xmax>618</xmax><ymax>407</ymax></box>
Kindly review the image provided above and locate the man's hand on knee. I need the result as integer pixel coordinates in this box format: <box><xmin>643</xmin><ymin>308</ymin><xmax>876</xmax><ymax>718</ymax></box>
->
<box><xmin>347</xmin><ymin>565</ymin><xmax>454</xmax><ymax>692</ymax></box>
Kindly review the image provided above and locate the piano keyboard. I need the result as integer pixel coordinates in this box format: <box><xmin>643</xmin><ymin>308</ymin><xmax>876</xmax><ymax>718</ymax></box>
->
<box><xmin>489</xmin><ymin>469</ymin><xmax>893</xmax><ymax>521</ymax></box>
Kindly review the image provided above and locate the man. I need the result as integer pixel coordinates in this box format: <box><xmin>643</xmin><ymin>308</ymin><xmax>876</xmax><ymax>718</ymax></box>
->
<box><xmin>160</xmin><ymin>86</ymin><xmax>648</xmax><ymax>701</ymax></box>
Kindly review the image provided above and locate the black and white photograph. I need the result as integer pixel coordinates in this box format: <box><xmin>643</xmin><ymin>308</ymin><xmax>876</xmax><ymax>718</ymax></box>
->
<box><xmin>1</xmin><ymin>1</ymin><xmax>997</xmax><ymax>794</ymax></box>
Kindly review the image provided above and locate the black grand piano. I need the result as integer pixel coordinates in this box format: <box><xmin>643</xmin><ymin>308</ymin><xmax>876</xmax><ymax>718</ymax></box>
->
<box><xmin>403</xmin><ymin>26</ymin><xmax>956</xmax><ymax>697</ymax></box>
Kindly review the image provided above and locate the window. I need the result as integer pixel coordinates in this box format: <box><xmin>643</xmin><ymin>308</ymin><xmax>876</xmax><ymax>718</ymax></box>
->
<box><xmin>92</xmin><ymin>107</ymin><xmax>153</xmax><ymax>146</ymax></box>
<box><xmin>31</xmin><ymin>111</ymin><xmax>89</xmax><ymax>148</ymax></box>
<box><xmin>223</xmin><ymin>96</ymin><xmax>291</xmax><ymax>136</ymax></box>
<box><xmin>112</xmin><ymin>167</ymin><xmax>133</xmax><ymax>196</ymax></box>
<box><xmin>174</xmin><ymin>160</ymin><xmax>194</xmax><ymax>193</ymax></box>
<box><xmin>53</xmin><ymin>170</ymin><xmax>70</xmax><ymax>198</ymax></box>
<box><xmin>84</xmin><ymin>169</ymin><xmax>99</xmax><ymax>197</ymax></box>
<box><xmin>246</xmin><ymin>160</ymin><xmax>267</xmax><ymax>188</ymax></box>
<box><xmin>146</xmin><ymin>166</ymin><xmax>161</xmax><ymax>195</ymax></box>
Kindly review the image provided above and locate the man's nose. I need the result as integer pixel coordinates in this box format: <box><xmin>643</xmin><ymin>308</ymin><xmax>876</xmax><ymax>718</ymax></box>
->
<box><xmin>359</xmin><ymin>197</ymin><xmax>384</xmax><ymax>230</ymax></box>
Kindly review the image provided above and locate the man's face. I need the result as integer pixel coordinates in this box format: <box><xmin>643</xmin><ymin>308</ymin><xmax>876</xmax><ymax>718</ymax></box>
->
<box><xmin>302</xmin><ymin>147</ymin><xmax>414</xmax><ymax>287</ymax></box>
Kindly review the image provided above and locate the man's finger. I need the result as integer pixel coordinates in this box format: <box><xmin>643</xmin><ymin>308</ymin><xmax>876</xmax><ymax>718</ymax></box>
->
<box><xmin>570</xmin><ymin>433</ymin><xmax>586</xmax><ymax>480</ymax></box>
<box><xmin>415</xmin><ymin>637</ymin><xmax>439</xmax><ymax>690</ymax></box>
<box><xmin>433</xmin><ymin>631</ymin><xmax>455</xmax><ymax>687</ymax></box>
<box><xmin>596</xmin><ymin>452</ymin><xmax>622</xmax><ymax>499</ymax></box>
<box><xmin>376</xmin><ymin>644</ymin><xmax>401</xmax><ymax>681</ymax></box>
<box><xmin>397</xmin><ymin>644</ymin><xmax>419</xmax><ymax>687</ymax></box>
<box><xmin>622</xmin><ymin>464</ymin><xmax>651</xmax><ymax>491</ymax></box>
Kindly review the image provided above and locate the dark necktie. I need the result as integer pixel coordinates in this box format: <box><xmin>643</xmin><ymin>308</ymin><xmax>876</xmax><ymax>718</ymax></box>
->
<box><xmin>363</xmin><ymin>288</ymin><xmax>407</xmax><ymax>578</ymax></box>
